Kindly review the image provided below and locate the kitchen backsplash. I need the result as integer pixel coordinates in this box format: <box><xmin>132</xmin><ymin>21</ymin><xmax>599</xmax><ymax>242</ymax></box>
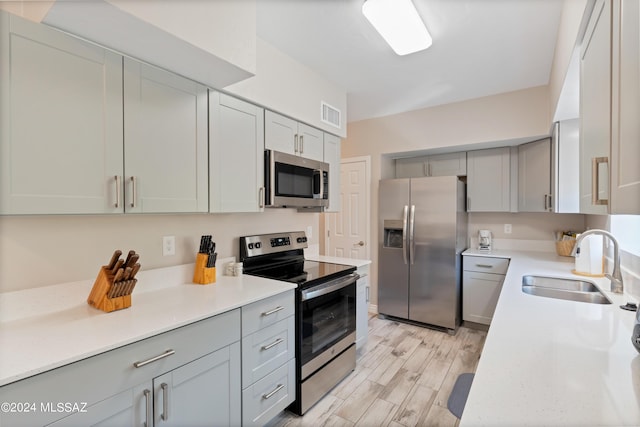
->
<box><xmin>468</xmin><ymin>212</ymin><xmax>586</xmax><ymax>243</ymax></box>
<box><xmin>0</xmin><ymin>210</ymin><xmax>319</xmax><ymax>292</ymax></box>
<box><xmin>586</xmin><ymin>215</ymin><xmax>640</xmax><ymax>300</ymax></box>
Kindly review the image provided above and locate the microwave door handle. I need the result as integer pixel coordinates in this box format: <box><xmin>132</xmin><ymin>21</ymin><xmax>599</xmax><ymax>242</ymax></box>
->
<box><xmin>266</xmin><ymin>151</ymin><xmax>275</xmax><ymax>205</ymax></box>
<box><xmin>402</xmin><ymin>205</ymin><xmax>408</xmax><ymax>265</ymax></box>
<box><xmin>314</xmin><ymin>169</ymin><xmax>324</xmax><ymax>199</ymax></box>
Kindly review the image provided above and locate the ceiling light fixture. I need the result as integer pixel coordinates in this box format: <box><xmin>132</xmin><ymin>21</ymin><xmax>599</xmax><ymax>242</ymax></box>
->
<box><xmin>362</xmin><ymin>0</ymin><xmax>432</xmax><ymax>56</ymax></box>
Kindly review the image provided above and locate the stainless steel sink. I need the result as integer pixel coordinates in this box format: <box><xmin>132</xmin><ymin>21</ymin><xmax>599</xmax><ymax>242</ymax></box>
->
<box><xmin>522</xmin><ymin>275</ymin><xmax>612</xmax><ymax>305</ymax></box>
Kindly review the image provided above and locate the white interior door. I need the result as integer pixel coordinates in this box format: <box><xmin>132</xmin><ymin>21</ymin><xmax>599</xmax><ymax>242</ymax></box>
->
<box><xmin>326</xmin><ymin>157</ymin><xmax>370</xmax><ymax>260</ymax></box>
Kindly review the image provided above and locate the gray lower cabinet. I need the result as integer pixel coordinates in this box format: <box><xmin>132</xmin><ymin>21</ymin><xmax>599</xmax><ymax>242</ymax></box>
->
<box><xmin>462</xmin><ymin>256</ymin><xmax>509</xmax><ymax>326</ymax></box>
<box><xmin>241</xmin><ymin>291</ymin><xmax>296</xmax><ymax>426</ymax></box>
<box><xmin>0</xmin><ymin>310</ymin><xmax>241</xmax><ymax>427</ymax></box>
<box><xmin>355</xmin><ymin>265</ymin><xmax>370</xmax><ymax>353</ymax></box>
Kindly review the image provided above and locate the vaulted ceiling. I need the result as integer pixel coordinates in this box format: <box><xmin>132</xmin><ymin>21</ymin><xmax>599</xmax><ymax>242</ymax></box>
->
<box><xmin>257</xmin><ymin>0</ymin><xmax>564</xmax><ymax>123</ymax></box>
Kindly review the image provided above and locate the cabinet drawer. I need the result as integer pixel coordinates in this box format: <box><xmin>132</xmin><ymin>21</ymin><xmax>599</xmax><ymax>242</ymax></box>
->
<box><xmin>0</xmin><ymin>310</ymin><xmax>240</xmax><ymax>426</ymax></box>
<box><xmin>463</xmin><ymin>256</ymin><xmax>509</xmax><ymax>274</ymax></box>
<box><xmin>242</xmin><ymin>316</ymin><xmax>295</xmax><ymax>388</ymax></box>
<box><xmin>242</xmin><ymin>291</ymin><xmax>295</xmax><ymax>336</ymax></box>
<box><xmin>242</xmin><ymin>358</ymin><xmax>295</xmax><ymax>427</ymax></box>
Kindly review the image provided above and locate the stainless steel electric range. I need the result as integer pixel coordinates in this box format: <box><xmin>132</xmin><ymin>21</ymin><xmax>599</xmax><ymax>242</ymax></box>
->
<box><xmin>240</xmin><ymin>231</ymin><xmax>358</xmax><ymax>415</ymax></box>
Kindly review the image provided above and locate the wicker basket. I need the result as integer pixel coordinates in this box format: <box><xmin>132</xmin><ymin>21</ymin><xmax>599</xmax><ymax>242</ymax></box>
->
<box><xmin>555</xmin><ymin>240</ymin><xmax>576</xmax><ymax>257</ymax></box>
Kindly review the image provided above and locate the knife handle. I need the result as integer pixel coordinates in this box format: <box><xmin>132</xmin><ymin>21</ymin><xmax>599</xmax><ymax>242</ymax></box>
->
<box><xmin>110</xmin><ymin>259</ymin><xmax>124</xmax><ymax>276</ymax></box>
<box><xmin>107</xmin><ymin>250</ymin><xmax>122</xmax><ymax>271</ymax></box>
<box><xmin>131</xmin><ymin>263</ymin><xmax>141</xmax><ymax>278</ymax></box>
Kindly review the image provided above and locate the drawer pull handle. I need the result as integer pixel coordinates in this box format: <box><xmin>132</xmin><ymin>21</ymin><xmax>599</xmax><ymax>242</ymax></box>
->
<box><xmin>476</xmin><ymin>264</ymin><xmax>494</xmax><ymax>268</ymax></box>
<box><xmin>262</xmin><ymin>306</ymin><xmax>285</xmax><ymax>316</ymax></box>
<box><xmin>263</xmin><ymin>383</ymin><xmax>285</xmax><ymax>400</ymax></box>
<box><xmin>133</xmin><ymin>349</ymin><xmax>175</xmax><ymax>368</ymax></box>
<box><xmin>143</xmin><ymin>389</ymin><xmax>152</xmax><ymax>427</ymax></box>
<box><xmin>261</xmin><ymin>338</ymin><xmax>284</xmax><ymax>351</ymax></box>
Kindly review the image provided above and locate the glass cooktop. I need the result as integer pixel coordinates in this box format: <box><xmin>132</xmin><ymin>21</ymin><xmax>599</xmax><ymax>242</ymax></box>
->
<box><xmin>246</xmin><ymin>260</ymin><xmax>355</xmax><ymax>287</ymax></box>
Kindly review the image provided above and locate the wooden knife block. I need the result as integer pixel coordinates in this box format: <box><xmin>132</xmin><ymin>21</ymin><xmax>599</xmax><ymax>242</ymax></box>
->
<box><xmin>193</xmin><ymin>253</ymin><xmax>216</xmax><ymax>285</ymax></box>
<box><xmin>87</xmin><ymin>266</ymin><xmax>133</xmax><ymax>313</ymax></box>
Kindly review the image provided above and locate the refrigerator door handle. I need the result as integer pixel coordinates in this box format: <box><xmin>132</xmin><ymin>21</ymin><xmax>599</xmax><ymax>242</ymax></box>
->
<box><xmin>402</xmin><ymin>205</ymin><xmax>409</xmax><ymax>265</ymax></box>
<box><xmin>409</xmin><ymin>205</ymin><xmax>416</xmax><ymax>265</ymax></box>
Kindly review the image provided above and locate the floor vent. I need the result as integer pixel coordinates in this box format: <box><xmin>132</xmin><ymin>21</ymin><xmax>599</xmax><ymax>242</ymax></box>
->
<box><xmin>321</xmin><ymin>101</ymin><xmax>341</xmax><ymax>128</ymax></box>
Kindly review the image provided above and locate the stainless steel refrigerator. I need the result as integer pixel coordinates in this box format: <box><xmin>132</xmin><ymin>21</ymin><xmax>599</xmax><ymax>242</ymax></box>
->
<box><xmin>378</xmin><ymin>176</ymin><xmax>468</xmax><ymax>332</ymax></box>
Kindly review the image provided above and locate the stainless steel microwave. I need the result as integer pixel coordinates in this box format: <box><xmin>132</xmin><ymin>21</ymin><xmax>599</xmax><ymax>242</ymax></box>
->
<box><xmin>264</xmin><ymin>150</ymin><xmax>329</xmax><ymax>209</ymax></box>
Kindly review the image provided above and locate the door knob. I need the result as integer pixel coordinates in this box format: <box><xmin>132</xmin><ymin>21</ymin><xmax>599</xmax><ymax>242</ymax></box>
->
<box><xmin>354</xmin><ymin>241</ymin><xmax>365</xmax><ymax>246</ymax></box>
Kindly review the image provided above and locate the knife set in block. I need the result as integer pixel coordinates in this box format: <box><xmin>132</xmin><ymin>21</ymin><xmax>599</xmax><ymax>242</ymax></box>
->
<box><xmin>193</xmin><ymin>235</ymin><xmax>217</xmax><ymax>285</ymax></box>
<box><xmin>87</xmin><ymin>250</ymin><xmax>141</xmax><ymax>313</ymax></box>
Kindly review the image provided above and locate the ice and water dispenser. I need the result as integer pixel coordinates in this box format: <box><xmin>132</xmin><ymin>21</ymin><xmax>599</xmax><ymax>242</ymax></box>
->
<box><xmin>383</xmin><ymin>220</ymin><xmax>404</xmax><ymax>248</ymax></box>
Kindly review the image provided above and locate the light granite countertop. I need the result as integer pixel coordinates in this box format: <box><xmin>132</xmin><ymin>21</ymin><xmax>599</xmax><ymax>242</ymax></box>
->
<box><xmin>0</xmin><ymin>264</ymin><xmax>295</xmax><ymax>387</ymax></box>
<box><xmin>460</xmin><ymin>249</ymin><xmax>640</xmax><ymax>426</ymax></box>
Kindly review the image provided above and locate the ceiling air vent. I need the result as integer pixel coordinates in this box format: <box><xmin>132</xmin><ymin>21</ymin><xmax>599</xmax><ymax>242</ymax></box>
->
<box><xmin>321</xmin><ymin>101</ymin><xmax>341</xmax><ymax>129</ymax></box>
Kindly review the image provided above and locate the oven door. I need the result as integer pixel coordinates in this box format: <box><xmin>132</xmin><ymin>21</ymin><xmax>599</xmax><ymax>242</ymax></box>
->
<box><xmin>299</xmin><ymin>273</ymin><xmax>358</xmax><ymax>379</ymax></box>
<box><xmin>265</xmin><ymin>150</ymin><xmax>329</xmax><ymax>208</ymax></box>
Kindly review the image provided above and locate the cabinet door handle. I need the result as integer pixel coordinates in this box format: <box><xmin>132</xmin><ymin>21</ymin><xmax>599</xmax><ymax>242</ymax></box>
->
<box><xmin>161</xmin><ymin>382</ymin><xmax>169</xmax><ymax>421</ymax></box>
<box><xmin>544</xmin><ymin>194</ymin><xmax>548</xmax><ymax>210</ymax></box>
<box><xmin>261</xmin><ymin>337</ymin><xmax>284</xmax><ymax>351</ymax></box>
<box><xmin>261</xmin><ymin>306</ymin><xmax>285</xmax><ymax>316</ymax></box>
<box><xmin>300</xmin><ymin>135</ymin><xmax>304</xmax><ymax>154</ymax></box>
<box><xmin>133</xmin><ymin>349</ymin><xmax>175</xmax><ymax>368</ymax></box>
<box><xmin>467</xmin><ymin>197</ymin><xmax>471</xmax><ymax>211</ymax></box>
<box><xmin>428</xmin><ymin>163</ymin><xmax>432</xmax><ymax>176</ymax></box>
<box><xmin>591</xmin><ymin>157</ymin><xmax>608</xmax><ymax>206</ymax></box>
<box><xmin>143</xmin><ymin>389</ymin><xmax>152</xmax><ymax>427</ymax></box>
<box><xmin>259</xmin><ymin>187</ymin><xmax>265</xmax><ymax>208</ymax></box>
<box><xmin>366</xmin><ymin>286</ymin><xmax>370</xmax><ymax>303</ymax></box>
<box><xmin>114</xmin><ymin>175</ymin><xmax>121</xmax><ymax>208</ymax></box>
<box><xmin>130</xmin><ymin>176</ymin><xmax>137</xmax><ymax>208</ymax></box>
<box><xmin>548</xmin><ymin>194</ymin><xmax>553</xmax><ymax>210</ymax></box>
<box><xmin>263</xmin><ymin>383</ymin><xmax>285</xmax><ymax>400</ymax></box>
<box><xmin>294</xmin><ymin>134</ymin><xmax>299</xmax><ymax>153</ymax></box>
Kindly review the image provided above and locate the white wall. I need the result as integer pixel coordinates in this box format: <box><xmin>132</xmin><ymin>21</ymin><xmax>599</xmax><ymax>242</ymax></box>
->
<box><xmin>0</xmin><ymin>210</ymin><xmax>319</xmax><ymax>292</ymax></box>
<box><xmin>107</xmin><ymin>0</ymin><xmax>257</xmax><ymax>76</ymax></box>
<box><xmin>586</xmin><ymin>215</ymin><xmax>640</xmax><ymax>299</ymax></box>
<box><xmin>225</xmin><ymin>38</ymin><xmax>347</xmax><ymax>137</ymax></box>
<box><xmin>0</xmin><ymin>1</ymin><xmax>53</xmax><ymax>22</ymax></box>
<box><xmin>342</xmin><ymin>86</ymin><xmax>552</xmax><ymax>307</ymax></box>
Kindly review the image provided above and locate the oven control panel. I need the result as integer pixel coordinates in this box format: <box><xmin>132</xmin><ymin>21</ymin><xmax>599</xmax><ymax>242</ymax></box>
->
<box><xmin>240</xmin><ymin>231</ymin><xmax>308</xmax><ymax>260</ymax></box>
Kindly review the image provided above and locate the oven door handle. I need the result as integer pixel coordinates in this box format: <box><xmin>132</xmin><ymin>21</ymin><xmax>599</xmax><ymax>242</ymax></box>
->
<box><xmin>301</xmin><ymin>273</ymin><xmax>359</xmax><ymax>301</ymax></box>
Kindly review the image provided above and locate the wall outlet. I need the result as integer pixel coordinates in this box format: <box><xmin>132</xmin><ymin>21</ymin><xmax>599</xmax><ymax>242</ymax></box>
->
<box><xmin>306</xmin><ymin>225</ymin><xmax>313</xmax><ymax>239</ymax></box>
<box><xmin>504</xmin><ymin>224</ymin><xmax>512</xmax><ymax>234</ymax></box>
<box><xmin>163</xmin><ymin>235</ymin><xmax>175</xmax><ymax>256</ymax></box>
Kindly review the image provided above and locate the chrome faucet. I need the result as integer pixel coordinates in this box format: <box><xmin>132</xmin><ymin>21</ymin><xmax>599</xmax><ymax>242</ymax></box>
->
<box><xmin>570</xmin><ymin>229</ymin><xmax>624</xmax><ymax>294</ymax></box>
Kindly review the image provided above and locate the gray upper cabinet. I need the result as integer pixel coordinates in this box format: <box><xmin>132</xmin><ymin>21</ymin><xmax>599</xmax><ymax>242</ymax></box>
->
<box><xmin>395</xmin><ymin>152</ymin><xmax>466</xmax><ymax>178</ymax></box>
<box><xmin>611</xmin><ymin>0</ymin><xmax>640</xmax><ymax>214</ymax></box>
<box><xmin>0</xmin><ymin>11</ymin><xmax>124</xmax><ymax>215</ymax></box>
<box><xmin>579</xmin><ymin>0</ymin><xmax>610</xmax><ymax>214</ymax></box>
<box><xmin>123</xmin><ymin>59</ymin><xmax>208</xmax><ymax>213</ymax></box>
<box><xmin>518</xmin><ymin>138</ymin><xmax>552</xmax><ymax>212</ymax></box>
<box><xmin>467</xmin><ymin>147</ymin><xmax>511</xmax><ymax>212</ymax></box>
<box><xmin>395</xmin><ymin>156</ymin><xmax>428</xmax><ymax>178</ymax></box>
<box><xmin>265</xmin><ymin>110</ymin><xmax>323</xmax><ymax>162</ymax></box>
<box><xmin>427</xmin><ymin>152</ymin><xmax>467</xmax><ymax>176</ymax></box>
<box><xmin>209</xmin><ymin>92</ymin><xmax>265</xmax><ymax>213</ymax></box>
<box><xmin>323</xmin><ymin>133</ymin><xmax>342</xmax><ymax>212</ymax></box>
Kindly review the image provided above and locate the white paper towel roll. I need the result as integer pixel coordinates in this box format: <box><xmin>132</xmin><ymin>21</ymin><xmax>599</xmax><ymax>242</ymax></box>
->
<box><xmin>574</xmin><ymin>234</ymin><xmax>604</xmax><ymax>276</ymax></box>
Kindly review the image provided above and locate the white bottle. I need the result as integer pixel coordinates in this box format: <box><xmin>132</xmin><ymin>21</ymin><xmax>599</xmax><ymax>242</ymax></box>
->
<box><xmin>574</xmin><ymin>234</ymin><xmax>604</xmax><ymax>276</ymax></box>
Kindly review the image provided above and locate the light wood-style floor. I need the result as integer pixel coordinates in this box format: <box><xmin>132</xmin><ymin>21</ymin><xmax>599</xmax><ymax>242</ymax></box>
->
<box><xmin>273</xmin><ymin>315</ymin><xmax>487</xmax><ymax>427</ymax></box>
